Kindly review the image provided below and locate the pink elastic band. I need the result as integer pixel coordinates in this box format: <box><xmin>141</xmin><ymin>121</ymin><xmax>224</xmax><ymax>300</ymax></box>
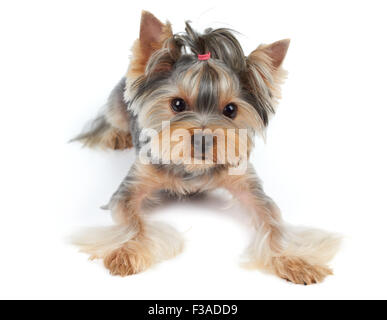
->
<box><xmin>198</xmin><ymin>52</ymin><xmax>211</xmax><ymax>61</ymax></box>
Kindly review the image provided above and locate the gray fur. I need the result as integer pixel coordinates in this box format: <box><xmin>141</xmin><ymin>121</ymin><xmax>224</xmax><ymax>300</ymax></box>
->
<box><xmin>71</xmin><ymin>77</ymin><xmax>131</xmax><ymax>148</ymax></box>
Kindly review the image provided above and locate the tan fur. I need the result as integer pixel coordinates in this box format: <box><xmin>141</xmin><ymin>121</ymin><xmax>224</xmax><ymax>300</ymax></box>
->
<box><xmin>103</xmin><ymin>222</ymin><xmax>183</xmax><ymax>276</ymax></box>
<box><xmin>102</xmin><ymin>128</ymin><xmax>133</xmax><ymax>150</ymax></box>
<box><xmin>271</xmin><ymin>256</ymin><xmax>333</xmax><ymax>285</ymax></box>
<box><xmin>221</xmin><ymin>170</ymin><xmax>341</xmax><ymax>285</ymax></box>
<box><xmin>73</xmin><ymin>162</ymin><xmax>197</xmax><ymax>275</ymax></box>
<box><xmin>105</xmin><ymin>102</ymin><xmax>131</xmax><ymax>132</ymax></box>
<box><xmin>247</xmin><ymin>39</ymin><xmax>290</xmax><ymax>108</ymax></box>
<box><xmin>104</xmin><ymin>245</ymin><xmax>151</xmax><ymax>276</ymax></box>
<box><xmin>73</xmin><ymin>13</ymin><xmax>340</xmax><ymax>284</ymax></box>
<box><xmin>74</xmin><ymin>158</ymin><xmax>340</xmax><ymax>282</ymax></box>
<box><xmin>75</xmin><ymin>125</ymin><xmax>132</xmax><ymax>150</ymax></box>
<box><xmin>127</xmin><ymin>11</ymin><xmax>173</xmax><ymax>80</ymax></box>
<box><xmin>152</xmin><ymin>121</ymin><xmax>250</xmax><ymax>171</ymax></box>
<box><xmin>73</xmin><ymin>220</ymin><xmax>184</xmax><ymax>276</ymax></box>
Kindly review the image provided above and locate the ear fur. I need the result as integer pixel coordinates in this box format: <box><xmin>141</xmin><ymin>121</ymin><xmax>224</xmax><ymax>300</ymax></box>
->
<box><xmin>127</xmin><ymin>11</ymin><xmax>173</xmax><ymax>79</ymax></box>
<box><xmin>255</xmin><ymin>39</ymin><xmax>290</xmax><ymax>69</ymax></box>
<box><xmin>246</xmin><ymin>39</ymin><xmax>290</xmax><ymax>107</ymax></box>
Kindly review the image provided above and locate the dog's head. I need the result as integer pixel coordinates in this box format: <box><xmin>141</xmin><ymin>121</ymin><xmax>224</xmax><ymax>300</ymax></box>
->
<box><xmin>126</xmin><ymin>11</ymin><xmax>289</xmax><ymax>174</ymax></box>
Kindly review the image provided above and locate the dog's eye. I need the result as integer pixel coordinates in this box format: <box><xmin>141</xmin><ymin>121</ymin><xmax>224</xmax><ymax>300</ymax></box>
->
<box><xmin>171</xmin><ymin>98</ymin><xmax>187</xmax><ymax>112</ymax></box>
<box><xmin>223</xmin><ymin>103</ymin><xmax>238</xmax><ymax>119</ymax></box>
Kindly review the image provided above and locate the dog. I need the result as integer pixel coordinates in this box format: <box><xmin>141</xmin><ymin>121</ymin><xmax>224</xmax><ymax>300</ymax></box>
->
<box><xmin>72</xmin><ymin>11</ymin><xmax>341</xmax><ymax>284</ymax></box>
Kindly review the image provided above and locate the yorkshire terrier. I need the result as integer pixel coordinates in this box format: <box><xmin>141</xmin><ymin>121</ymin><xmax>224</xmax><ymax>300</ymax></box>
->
<box><xmin>72</xmin><ymin>11</ymin><xmax>341</xmax><ymax>284</ymax></box>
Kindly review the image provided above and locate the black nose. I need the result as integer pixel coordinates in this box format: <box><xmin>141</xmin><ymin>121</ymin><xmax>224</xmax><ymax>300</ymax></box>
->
<box><xmin>191</xmin><ymin>133</ymin><xmax>214</xmax><ymax>157</ymax></box>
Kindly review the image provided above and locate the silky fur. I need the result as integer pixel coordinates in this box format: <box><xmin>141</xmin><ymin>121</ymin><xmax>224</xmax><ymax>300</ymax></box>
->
<box><xmin>72</xmin><ymin>11</ymin><xmax>341</xmax><ymax>284</ymax></box>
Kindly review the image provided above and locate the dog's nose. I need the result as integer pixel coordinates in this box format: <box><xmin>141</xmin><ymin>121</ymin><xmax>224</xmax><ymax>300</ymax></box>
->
<box><xmin>191</xmin><ymin>133</ymin><xmax>214</xmax><ymax>157</ymax></box>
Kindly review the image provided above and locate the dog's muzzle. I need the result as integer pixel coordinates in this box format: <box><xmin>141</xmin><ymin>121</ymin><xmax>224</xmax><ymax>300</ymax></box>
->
<box><xmin>191</xmin><ymin>133</ymin><xmax>214</xmax><ymax>159</ymax></box>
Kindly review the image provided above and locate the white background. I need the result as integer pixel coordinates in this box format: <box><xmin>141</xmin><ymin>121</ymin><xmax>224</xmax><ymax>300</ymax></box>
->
<box><xmin>0</xmin><ymin>0</ymin><xmax>386</xmax><ymax>299</ymax></box>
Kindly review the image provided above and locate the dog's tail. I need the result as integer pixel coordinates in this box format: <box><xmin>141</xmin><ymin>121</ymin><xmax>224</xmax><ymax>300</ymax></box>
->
<box><xmin>70</xmin><ymin>115</ymin><xmax>133</xmax><ymax>150</ymax></box>
<box><xmin>70</xmin><ymin>77</ymin><xmax>133</xmax><ymax>150</ymax></box>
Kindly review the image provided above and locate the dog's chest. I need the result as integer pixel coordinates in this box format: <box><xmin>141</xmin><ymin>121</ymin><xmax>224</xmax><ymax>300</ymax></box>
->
<box><xmin>153</xmin><ymin>164</ymin><xmax>223</xmax><ymax>195</ymax></box>
<box><xmin>172</xmin><ymin>171</ymin><xmax>220</xmax><ymax>195</ymax></box>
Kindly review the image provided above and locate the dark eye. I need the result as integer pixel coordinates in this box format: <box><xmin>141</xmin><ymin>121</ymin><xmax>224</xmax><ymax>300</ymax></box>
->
<box><xmin>171</xmin><ymin>98</ymin><xmax>187</xmax><ymax>112</ymax></box>
<box><xmin>223</xmin><ymin>103</ymin><xmax>238</xmax><ymax>119</ymax></box>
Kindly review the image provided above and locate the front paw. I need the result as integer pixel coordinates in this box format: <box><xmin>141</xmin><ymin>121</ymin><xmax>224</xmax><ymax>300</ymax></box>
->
<box><xmin>103</xmin><ymin>245</ymin><xmax>151</xmax><ymax>277</ymax></box>
<box><xmin>272</xmin><ymin>256</ymin><xmax>333</xmax><ymax>285</ymax></box>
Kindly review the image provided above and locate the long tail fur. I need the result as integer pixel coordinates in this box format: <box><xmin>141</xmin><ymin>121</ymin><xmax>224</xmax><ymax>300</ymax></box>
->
<box><xmin>70</xmin><ymin>115</ymin><xmax>133</xmax><ymax>150</ymax></box>
<box><xmin>70</xmin><ymin>77</ymin><xmax>133</xmax><ymax>150</ymax></box>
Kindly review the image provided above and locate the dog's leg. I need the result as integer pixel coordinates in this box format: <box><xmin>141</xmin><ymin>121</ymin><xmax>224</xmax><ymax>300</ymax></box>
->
<box><xmin>72</xmin><ymin>162</ymin><xmax>184</xmax><ymax>276</ymax></box>
<box><xmin>71</xmin><ymin>77</ymin><xmax>133</xmax><ymax>150</ymax></box>
<box><xmin>222</xmin><ymin>165</ymin><xmax>341</xmax><ymax>285</ymax></box>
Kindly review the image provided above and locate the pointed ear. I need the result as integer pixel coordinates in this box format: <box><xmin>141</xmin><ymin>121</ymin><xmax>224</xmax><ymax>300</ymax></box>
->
<box><xmin>139</xmin><ymin>11</ymin><xmax>172</xmax><ymax>58</ymax></box>
<box><xmin>244</xmin><ymin>39</ymin><xmax>290</xmax><ymax>121</ymax></box>
<box><xmin>128</xmin><ymin>11</ymin><xmax>173</xmax><ymax>78</ymax></box>
<box><xmin>247</xmin><ymin>38</ymin><xmax>290</xmax><ymax>89</ymax></box>
<box><xmin>256</xmin><ymin>39</ymin><xmax>290</xmax><ymax>69</ymax></box>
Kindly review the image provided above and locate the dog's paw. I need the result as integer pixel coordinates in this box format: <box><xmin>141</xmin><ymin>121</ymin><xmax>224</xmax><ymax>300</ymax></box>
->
<box><xmin>272</xmin><ymin>256</ymin><xmax>333</xmax><ymax>285</ymax></box>
<box><xmin>103</xmin><ymin>246</ymin><xmax>151</xmax><ymax>277</ymax></box>
<box><xmin>103</xmin><ymin>129</ymin><xmax>133</xmax><ymax>150</ymax></box>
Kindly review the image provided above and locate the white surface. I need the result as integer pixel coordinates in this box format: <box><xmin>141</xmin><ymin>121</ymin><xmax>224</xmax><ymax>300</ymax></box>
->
<box><xmin>0</xmin><ymin>0</ymin><xmax>386</xmax><ymax>299</ymax></box>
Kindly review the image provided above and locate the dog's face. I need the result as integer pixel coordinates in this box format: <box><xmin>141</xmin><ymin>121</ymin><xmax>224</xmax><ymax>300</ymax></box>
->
<box><xmin>126</xmin><ymin>11</ymin><xmax>289</xmax><ymax>173</ymax></box>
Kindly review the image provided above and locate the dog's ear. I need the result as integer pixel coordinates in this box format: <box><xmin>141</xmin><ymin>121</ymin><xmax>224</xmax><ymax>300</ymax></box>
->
<box><xmin>249</xmin><ymin>39</ymin><xmax>290</xmax><ymax>70</ymax></box>
<box><xmin>128</xmin><ymin>11</ymin><xmax>173</xmax><ymax>79</ymax></box>
<box><xmin>245</xmin><ymin>39</ymin><xmax>290</xmax><ymax>117</ymax></box>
